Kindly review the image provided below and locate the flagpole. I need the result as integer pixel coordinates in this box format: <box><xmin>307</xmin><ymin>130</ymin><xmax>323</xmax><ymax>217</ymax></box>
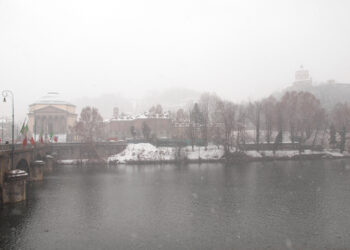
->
<box><xmin>34</xmin><ymin>116</ymin><xmax>36</xmax><ymax>142</ymax></box>
<box><xmin>1</xmin><ymin>118</ymin><xmax>3</xmax><ymax>144</ymax></box>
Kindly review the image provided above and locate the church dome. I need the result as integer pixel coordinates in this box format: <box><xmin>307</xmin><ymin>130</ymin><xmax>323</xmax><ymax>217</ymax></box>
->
<box><xmin>31</xmin><ymin>92</ymin><xmax>74</xmax><ymax>106</ymax></box>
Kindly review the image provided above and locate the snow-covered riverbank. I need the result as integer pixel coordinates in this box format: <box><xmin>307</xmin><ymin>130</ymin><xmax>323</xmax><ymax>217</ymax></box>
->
<box><xmin>107</xmin><ymin>143</ymin><xmax>349</xmax><ymax>165</ymax></box>
<box><xmin>107</xmin><ymin>143</ymin><xmax>224</xmax><ymax>164</ymax></box>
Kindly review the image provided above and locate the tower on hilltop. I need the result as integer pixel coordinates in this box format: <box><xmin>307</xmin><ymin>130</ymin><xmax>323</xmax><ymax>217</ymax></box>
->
<box><xmin>293</xmin><ymin>65</ymin><xmax>312</xmax><ymax>88</ymax></box>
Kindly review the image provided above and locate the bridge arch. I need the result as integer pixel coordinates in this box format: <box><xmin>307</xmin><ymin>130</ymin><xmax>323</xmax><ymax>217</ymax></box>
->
<box><xmin>16</xmin><ymin>159</ymin><xmax>29</xmax><ymax>172</ymax></box>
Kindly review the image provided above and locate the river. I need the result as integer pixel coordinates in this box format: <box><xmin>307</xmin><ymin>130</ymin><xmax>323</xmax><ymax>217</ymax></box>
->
<box><xmin>1</xmin><ymin>160</ymin><xmax>350</xmax><ymax>249</ymax></box>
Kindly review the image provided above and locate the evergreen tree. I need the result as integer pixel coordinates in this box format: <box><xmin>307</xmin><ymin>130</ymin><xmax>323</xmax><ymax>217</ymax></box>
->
<box><xmin>340</xmin><ymin>126</ymin><xmax>346</xmax><ymax>153</ymax></box>
<box><xmin>329</xmin><ymin>124</ymin><xmax>337</xmax><ymax>145</ymax></box>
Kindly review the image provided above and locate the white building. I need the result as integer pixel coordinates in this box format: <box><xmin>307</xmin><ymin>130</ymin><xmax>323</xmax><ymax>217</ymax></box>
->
<box><xmin>27</xmin><ymin>92</ymin><xmax>77</xmax><ymax>142</ymax></box>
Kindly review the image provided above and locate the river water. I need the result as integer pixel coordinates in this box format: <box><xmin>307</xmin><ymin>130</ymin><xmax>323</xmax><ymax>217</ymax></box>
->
<box><xmin>1</xmin><ymin>160</ymin><xmax>350</xmax><ymax>249</ymax></box>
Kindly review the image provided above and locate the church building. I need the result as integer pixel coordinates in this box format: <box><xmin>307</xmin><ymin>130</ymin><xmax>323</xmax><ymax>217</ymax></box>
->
<box><xmin>293</xmin><ymin>65</ymin><xmax>312</xmax><ymax>88</ymax></box>
<box><xmin>27</xmin><ymin>92</ymin><xmax>77</xmax><ymax>142</ymax></box>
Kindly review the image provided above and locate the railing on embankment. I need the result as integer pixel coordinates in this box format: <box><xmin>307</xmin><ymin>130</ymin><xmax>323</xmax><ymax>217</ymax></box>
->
<box><xmin>238</xmin><ymin>142</ymin><xmax>323</xmax><ymax>151</ymax></box>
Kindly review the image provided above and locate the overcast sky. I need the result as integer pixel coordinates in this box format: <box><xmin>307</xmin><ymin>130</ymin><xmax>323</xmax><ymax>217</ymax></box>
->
<box><xmin>1</xmin><ymin>0</ymin><xmax>350</xmax><ymax>120</ymax></box>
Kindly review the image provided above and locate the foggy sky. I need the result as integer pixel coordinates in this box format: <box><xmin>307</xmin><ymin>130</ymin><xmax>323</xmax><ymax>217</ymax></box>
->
<box><xmin>1</xmin><ymin>0</ymin><xmax>350</xmax><ymax>121</ymax></box>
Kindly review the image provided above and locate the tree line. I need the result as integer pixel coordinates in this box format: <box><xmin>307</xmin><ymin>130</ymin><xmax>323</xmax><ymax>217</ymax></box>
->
<box><xmin>72</xmin><ymin>91</ymin><xmax>350</xmax><ymax>153</ymax></box>
<box><xmin>180</xmin><ymin>91</ymin><xmax>350</xmax><ymax>153</ymax></box>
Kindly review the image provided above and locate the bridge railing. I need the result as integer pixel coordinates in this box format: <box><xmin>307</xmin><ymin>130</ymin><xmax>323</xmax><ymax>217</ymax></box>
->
<box><xmin>0</xmin><ymin>141</ymin><xmax>128</xmax><ymax>152</ymax></box>
<box><xmin>0</xmin><ymin>144</ymin><xmax>26</xmax><ymax>151</ymax></box>
<box><xmin>49</xmin><ymin>141</ymin><xmax>128</xmax><ymax>147</ymax></box>
<box><xmin>0</xmin><ymin>144</ymin><xmax>48</xmax><ymax>152</ymax></box>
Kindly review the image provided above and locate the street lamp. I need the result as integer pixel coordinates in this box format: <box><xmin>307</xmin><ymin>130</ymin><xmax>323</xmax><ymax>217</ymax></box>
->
<box><xmin>2</xmin><ymin>90</ymin><xmax>14</xmax><ymax>170</ymax></box>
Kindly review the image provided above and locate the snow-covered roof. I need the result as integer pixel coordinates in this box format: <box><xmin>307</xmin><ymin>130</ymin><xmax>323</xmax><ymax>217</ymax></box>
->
<box><xmin>0</xmin><ymin>117</ymin><xmax>10</xmax><ymax>123</ymax></box>
<box><xmin>110</xmin><ymin>111</ymin><xmax>171</xmax><ymax>121</ymax></box>
<box><xmin>30</xmin><ymin>92</ymin><xmax>74</xmax><ymax>106</ymax></box>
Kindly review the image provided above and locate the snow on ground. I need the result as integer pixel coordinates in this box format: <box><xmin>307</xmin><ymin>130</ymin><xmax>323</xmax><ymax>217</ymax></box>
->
<box><xmin>108</xmin><ymin>144</ymin><xmax>224</xmax><ymax>163</ymax></box>
<box><xmin>108</xmin><ymin>143</ymin><xmax>176</xmax><ymax>163</ymax></box>
<box><xmin>274</xmin><ymin>150</ymin><xmax>300</xmax><ymax>158</ymax></box>
<box><xmin>57</xmin><ymin>159</ymin><xmax>89</xmax><ymax>165</ymax></box>
<box><xmin>256</xmin><ymin>150</ymin><xmax>345</xmax><ymax>158</ymax></box>
<box><xmin>324</xmin><ymin>151</ymin><xmax>344</xmax><ymax>157</ymax></box>
<box><xmin>184</xmin><ymin>145</ymin><xmax>224</xmax><ymax>160</ymax></box>
<box><xmin>57</xmin><ymin>159</ymin><xmax>76</xmax><ymax>165</ymax></box>
<box><xmin>106</xmin><ymin>143</ymin><xmax>347</xmax><ymax>164</ymax></box>
<box><xmin>246</xmin><ymin>150</ymin><xmax>302</xmax><ymax>158</ymax></box>
<box><xmin>245</xmin><ymin>151</ymin><xmax>263</xmax><ymax>158</ymax></box>
<box><xmin>58</xmin><ymin>147</ymin><xmax>346</xmax><ymax>165</ymax></box>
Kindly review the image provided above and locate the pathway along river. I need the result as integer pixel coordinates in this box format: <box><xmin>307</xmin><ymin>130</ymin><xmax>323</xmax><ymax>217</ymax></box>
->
<box><xmin>1</xmin><ymin>160</ymin><xmax>350</xmax><ymax>249</ymax></box>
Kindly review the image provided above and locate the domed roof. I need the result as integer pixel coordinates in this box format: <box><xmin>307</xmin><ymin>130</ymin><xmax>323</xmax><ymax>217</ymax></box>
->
<box><xmin>31</xmin><ymin>92</ymin><xmax>74</xmax><ymax>106</ymax></box>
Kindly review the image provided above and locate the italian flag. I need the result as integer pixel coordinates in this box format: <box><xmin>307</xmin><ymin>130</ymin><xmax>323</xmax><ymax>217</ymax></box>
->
<box><xmin>30</xmin><ymin>137</ymin><xmax>35</xmax><ymax>145</ymax></box>
<box><xmin>22</xmin><ymin>136</ymin><xmax>27</xmax><ymax>148</ymax></box>
<box><xmin>20</xmin><ymin>120</ymin><xmax>28</xmax><ymax>135</ymax></box>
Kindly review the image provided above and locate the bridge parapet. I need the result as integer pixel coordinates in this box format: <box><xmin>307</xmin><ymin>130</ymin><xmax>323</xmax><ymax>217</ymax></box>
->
<box><xmin>50</xmin><ymin>142</ymin><xmax>127</xmax><ymax>160</ymax></box>
<box><xmin>0</xmin><ymin>141</ymin><xmax>127</xmax><ymax>171</ymax></box>
<box><xmin>0</xmin><ymin>141</ymin><xmax>127</xmax><ymax>204</ymax></box>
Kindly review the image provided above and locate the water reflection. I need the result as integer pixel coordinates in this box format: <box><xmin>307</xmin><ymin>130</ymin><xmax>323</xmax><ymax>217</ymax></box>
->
<box><xmin>1</xmin><ymin>160</ymin><xmax>350</xmax><ymax>249</ymax></box>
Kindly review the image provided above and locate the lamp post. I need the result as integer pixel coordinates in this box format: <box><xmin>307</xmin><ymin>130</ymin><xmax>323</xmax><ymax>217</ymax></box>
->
<box><xmin>2</xmin><ymin>90</ymin><xmax>14</xmax><ymax>170</ymax></box>
<box><xmin>1</xmin><ymin>117</ymin><xmax>3</xmax><ymax>144</ymax></box>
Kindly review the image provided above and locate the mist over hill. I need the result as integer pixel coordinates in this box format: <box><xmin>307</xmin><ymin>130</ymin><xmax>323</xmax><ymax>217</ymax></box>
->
<box><xmin>275</xmin><ymin>82</ymin><xmax>350</xmax><ymax>110</ymax></box>
<box><xmin>133</xmin><ymin>88</ymin><xmax>201</xmax><ymax>113</ymax></box>
<box><xmin>73</xmin><ymin>93</ymin><xmax>134</xmax><ymax>119</ymax></box>
<box><xmin>72</xmin><ymin>88</ymin><xmax>201</xmax><ymax>119</ymax></box>
<box><xmin>73</xmin><ymin>82</ymin><xmax>350</xmax><ymax>120</ymax></box>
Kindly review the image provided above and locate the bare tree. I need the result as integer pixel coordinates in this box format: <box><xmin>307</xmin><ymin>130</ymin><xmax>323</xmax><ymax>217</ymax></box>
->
<box><xmin>247</xmin><ymin>101</ymin><xmax>262</xmax><ymax>151</ymax></box>
<box><xmin>261</xmin><ymin>96</ymin><xmax>277</xmax><ymax>144</ymax></box>
<box><xmin>280</xmin><ymin>91</ymin><xmax>298</xmax><ymax>145</ymax></box>
<box><xmin>155</xmin><ymin>104</ymin><xmax>163</xmax><ymax>115</ymax></box>
<box><xmin>198</xmin><ymin>92</ymin><xmax>221</xmax><ymax>149</ymax></box>
<box><xmin>176</xmin><ymin>108</ymin><xmax>187</xmax><ymax>122</ymax></box>
<box><xmin>311</xmin><ymin>108</ymin><xmax>327</xmax><ymax>149</ymax></box>
<box><xmin>212</xmin><ymin>125</ymin><xmax>224</xmax><ymax>149</ymax></box>
<box><xmin>74</xmin><ymin>106</ymin><xmax>104</xmax><ymax>142</ymax></box>
<box><xmin>280</xmin><ymin>91</ymin><xmax>324</xmax><ymax>151</ymax></box>
<box><xmin>331</xmin><ymin>103</ymin><xmax>350</xmax><ymax>152</ymax></box>
<box><xmin>187</xmin><ymin>122</ymin><xmax>196</xmax><ymax>151</ymax></box>
<box><xmin>236</xmin><ymin>105</ymin><xmax>247</xmax><ymax>151</ymax></box>
<box><xmin>73</xmin><ymin>106</ymin><xmax>104</xmax><ymax>162</ymax></box>
<box><xmin>329</xmin><ymin>123</ymin><xmax>337</xmax><ymax>147</ymax></box>
<box><xmin>188</xmin><ymin>103</ymin><xmax>203</xmax><ymax>150</ymax></box>
<box><xmin>216</xmin><ymin>100</ymin><xmax>236</xmax><ymax>154</ymax></box>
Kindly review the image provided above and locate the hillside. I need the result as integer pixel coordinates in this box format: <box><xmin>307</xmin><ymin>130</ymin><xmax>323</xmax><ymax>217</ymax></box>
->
<box><xmin>277</xmin><ymin>82</ymin><xmax>350</xmax><ymax>110</ymax></box>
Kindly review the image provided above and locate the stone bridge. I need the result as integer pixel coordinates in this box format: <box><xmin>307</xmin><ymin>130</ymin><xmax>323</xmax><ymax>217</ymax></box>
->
<box><xmin>0</xmin><ymin>141</ymin><xmax>127</xmax><ymax>170</ymax></box>
<box><xmin>0</xmin><ymin>145</ymin><xmax>49</xmax><ymax>185</ymax></box>
<box><xmin>0</xmin><ymin>142</ymin><xmax>126</xmax><ymax>204</ymax></box>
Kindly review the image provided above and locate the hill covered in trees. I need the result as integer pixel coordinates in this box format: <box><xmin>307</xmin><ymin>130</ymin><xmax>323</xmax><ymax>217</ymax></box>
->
<box><xmin>277</xmin><ymin>82</ymin><xmax>350</xmax><ymax>110</ymax></box>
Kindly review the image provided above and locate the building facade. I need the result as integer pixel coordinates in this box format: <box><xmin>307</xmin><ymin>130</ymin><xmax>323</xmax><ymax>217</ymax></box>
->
<box><xmin>107</xmin><ymin>111</ymin><xmax>173</xmax><ymax>140</ymax></box>
<box><xmin>293</xmin><ymin>65</ymin><xmax>312</xmax><ymax>88</ymax></box>
<box><xmin>27</xmin><ymin>92</ymin><xmax>77</xmax><ymax>142</ymax></box>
